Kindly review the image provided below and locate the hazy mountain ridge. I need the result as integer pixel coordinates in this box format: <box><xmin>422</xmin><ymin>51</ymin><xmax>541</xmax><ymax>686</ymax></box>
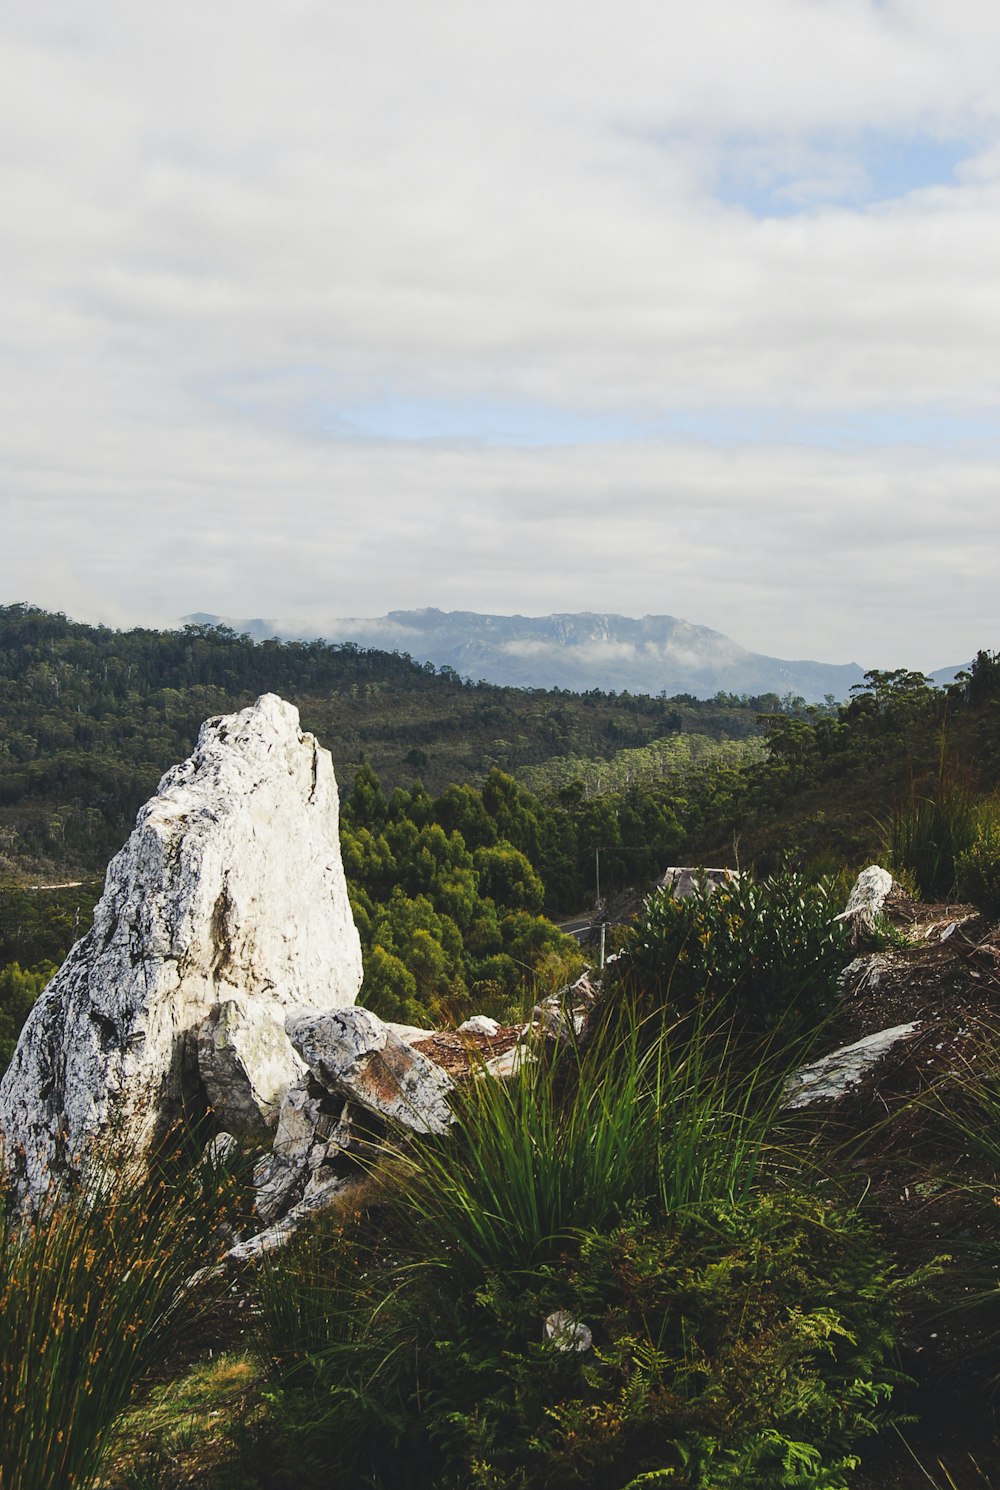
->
<box><xmin>187</xmin><ymin>608</ymin><xmax>872</xmax><ymax>702</ymax></box>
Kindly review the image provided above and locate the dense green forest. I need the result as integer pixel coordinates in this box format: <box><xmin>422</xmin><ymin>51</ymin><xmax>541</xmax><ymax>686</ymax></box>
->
<box><xmin>0</xmin><ymin>603</ymin><xmax>801</xmax><ymax>880</ymax></box>
<box><xmin>3</xmin><ymin>603</ymin><xmax>1000</xmax><ymax>1064</ymax></box>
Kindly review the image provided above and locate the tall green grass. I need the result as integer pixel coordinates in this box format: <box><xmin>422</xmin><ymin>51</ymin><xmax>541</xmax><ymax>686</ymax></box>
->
<box><xmin>884</xmin><ymin>784</ymin><xmax>979</xmax><ymax>902</ymax></box>
<box><xmin>381</xmin><ymin>1007</ymin><xmax>790</xmax><ymax>1284</ymax></box>
<box><xmin>0</xmin><ymin>1144</ymin><xmax>231</xmax><ymax>1490</ymax></box>
<box><xmin>256</xmin><ymin>987</ymin><xmax>801</xmax><ymax>1384</ymax></box>
<box><xmin>954</xmin><ymin>796</ymin><xmax>1000</xmax><ymax>915</ymax></box>
<box><xmin>881</xmin><ymin>742</ymin><xmax>991</xmax><ymax>902</ymax></box>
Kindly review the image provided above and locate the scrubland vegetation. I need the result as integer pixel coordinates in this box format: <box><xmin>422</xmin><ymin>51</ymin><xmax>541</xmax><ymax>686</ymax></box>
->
<box><xmin>0</xmin><ymin>876</ymin><xmax>980</xmax><ymax>1490</ymax></box>
<box><xmin>3</xmin><ymin>614</ymin><xmax>1000</xmax><ymax>1486</ymax></box>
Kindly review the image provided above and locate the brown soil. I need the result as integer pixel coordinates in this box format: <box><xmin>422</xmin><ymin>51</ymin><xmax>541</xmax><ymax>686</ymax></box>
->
<box><xmin>411</xmin><ymin>1022</ymin><xmax>524</xmax><ymax>1075</ymax></box>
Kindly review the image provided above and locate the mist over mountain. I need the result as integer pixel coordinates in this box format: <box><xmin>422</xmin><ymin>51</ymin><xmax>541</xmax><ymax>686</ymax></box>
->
<box><xmin>186</xmin><ymin>609</ymin><xmax>876</xmax><ymax>703</ymax></box>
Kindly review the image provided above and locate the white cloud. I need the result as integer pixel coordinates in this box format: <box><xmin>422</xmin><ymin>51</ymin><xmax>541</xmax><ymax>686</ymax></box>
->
<box><xmin>3</xmin><ymin>0</ymin><xmax>1000</xmax><ymax>670</ymax></box>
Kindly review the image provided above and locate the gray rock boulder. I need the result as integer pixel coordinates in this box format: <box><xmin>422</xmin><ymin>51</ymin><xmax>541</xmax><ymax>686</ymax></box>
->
<box><xmin>198</xmin><ymin>995</ymin><xmax>308</xmax><ymax>1142</ymax></box>
<box><xmin>0</xmin><ymin>694</ymin><xmax>363</xmax><ymax>1201</ymax></box>
<box><xmin>251</xmin><ymin>1077</ymin><xmax>357</xmax><ymax>1225</ymax></box>
<box><xmin>287</xmin><ymin>1007</ymin><xmax>455</xmax><ymax>1136</ymax></box>
<box><xmin>658</xmin><ymin>867</ymin><xmax>740</xmax><ymax>899</ymax></box>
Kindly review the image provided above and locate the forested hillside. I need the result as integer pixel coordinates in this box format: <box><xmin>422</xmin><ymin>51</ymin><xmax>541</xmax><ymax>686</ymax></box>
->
<box><xmin>4</xmin><ymin>613</ymin><xmax>1000</xmax><ymax>1487</ymax></box>
<box><xmin>0</xmin><ymin>604</ymin><xmax>790</xmax><ymax>879</ymax></box>
<box><xmin>3</xmin><ymin>603</ymin><xmax>999</xmax><ymax>1078</ymax></box>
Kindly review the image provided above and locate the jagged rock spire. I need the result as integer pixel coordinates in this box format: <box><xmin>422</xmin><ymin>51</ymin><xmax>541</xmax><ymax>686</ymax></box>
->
<box><xmin>0</xmin><ymin>694</ymin><xmax>363</xmax><ymax>1200</ymax></box>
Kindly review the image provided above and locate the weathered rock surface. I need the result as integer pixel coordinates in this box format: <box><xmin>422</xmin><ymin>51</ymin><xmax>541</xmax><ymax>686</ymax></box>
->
<box><xmin>782</xmin><ymin>1023</ymin><xmax>921</xmax><ymax>1110</ymax></box>
<box><xmin>0</xmin><ymin>694</ymin><xmax>363</xmax><ymax>1200</ymax></box>
<box><xmin>198</xmin><ymin>995</ymin><xmax>308</xmax><ymax>1141</ymax></box>
<box><xmin>251</xmin><ymin>1077</ymin><xmax>359</xmax><ymax>1226</ymax></box>
<box><xmin>228</xmin><ymin>1169</ymin><xmax>362</xmax><ymax>1264</ymax></box>
<box><xmin>532</xmin><ymin>967</ymin><xmax>602</xmax><ymax>1044</ymax></box>
<box><xmin>287</xmin><ymin>1007</ymin><xmax>455</xmax><ymax>1136</ymax></box>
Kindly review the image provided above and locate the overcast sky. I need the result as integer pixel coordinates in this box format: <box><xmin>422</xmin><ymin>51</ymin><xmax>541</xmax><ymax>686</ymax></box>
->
<box><xmin>4</xmin><ymin>0</ymin><xmax>1000</xmax><ymax>670</ymax></box>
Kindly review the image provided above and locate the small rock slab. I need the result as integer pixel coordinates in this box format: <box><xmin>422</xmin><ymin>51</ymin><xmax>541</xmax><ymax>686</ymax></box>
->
<box><xmin>287</xmin><ymin>1007</ymin><xmax>455</xmax><ymax>1136</ymax></box>
<box><xmin>783</xmin><ymin>1022</ymin><xmax>921</xmax><ymax>1110</ymax></box>
<box><xmin>411</xmin><ymin>1022</ymin><xmax>525</xmax><ymax>1078</ymax></box>
<box><xmin>198</xmin><ymin>994</ymin><xmax>307</xmax><ymax>1141</ymax></box>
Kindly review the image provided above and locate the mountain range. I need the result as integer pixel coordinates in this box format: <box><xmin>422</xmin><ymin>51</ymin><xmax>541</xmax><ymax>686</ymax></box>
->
<box><xmin>183</xmin><ymin>608</ymin><xmax>962</xmax><ymax>703</ymax></box>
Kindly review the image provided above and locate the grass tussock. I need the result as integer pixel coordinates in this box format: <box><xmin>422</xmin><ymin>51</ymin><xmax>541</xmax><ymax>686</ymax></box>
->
<box><xmin>0</xmin><ymin>1140</ymin><xmax>234</xmax><ymax>1490</ymax></box>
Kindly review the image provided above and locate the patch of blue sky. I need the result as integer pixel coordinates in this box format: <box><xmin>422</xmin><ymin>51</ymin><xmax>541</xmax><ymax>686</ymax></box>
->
<box><xmin>323</xmin><ymin>394</ymin><xmax>646</xmax><ymax>446</ymax></box>
<box><xmin>210</xmin><ymin>370</ymin><xmax>1000</xmax><ymax>451</ymax></box>
<box><xmin>211</xmin><ymin>372</ymin><xmax>646</xmax><ymax>446</ymax></box>
<box><xmin>329</xmin><ymin>399</ymin><xmax>1000</xmax><ymax>451</ymax></box>
<box><xmin>717</xmin><ymin>128</ymin><xmax>970</xmax><ymax>217</ymax></box>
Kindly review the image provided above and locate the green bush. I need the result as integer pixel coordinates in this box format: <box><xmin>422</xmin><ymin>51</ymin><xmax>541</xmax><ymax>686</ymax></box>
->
<box><xmin>418</xmin><ymin>1196</ymin><xmax>909</xmax><ymax>1490</ymax></box>
<box><xmin>252</xmin><ymin>991</ymin><xmax>916</xmax><ymax>1490</ymax></box>
<box><xmin>0</xmin><ymin>960</ymin><xmax>53</xmax><ymax>1074</ymax></box>
<box><xmin>955</xmin><ymin>820</ymin><xmax>1000</xmax><ymax>916</ymax></box>
<box><xmin>618</xmin><ymin>872</ymin><xmax>850</xmax><ymax>1037</ymax></box>
<box><xmin>360</xmin><ymin>942</ymin><xmax>425</xmax><ymax>1024</ymax></box>
<box><xmin>256</xmin><ymin>1191</ymin><xmax>911</xmax><ymax>1490</ymax></box>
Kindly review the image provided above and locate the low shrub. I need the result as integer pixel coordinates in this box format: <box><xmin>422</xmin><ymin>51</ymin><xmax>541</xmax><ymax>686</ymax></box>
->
<box><xmin>257</xmin><ymin>1192</ymin><xmax>913</xmax><ymax>1490</ymax></box>
<box><xmin>616</xmin><ymin>871</ymin><xmax>850</xmax><ymax>1038</ymax></box>
<box><xmin>954</xmin><ymin>817</ymin><xmax>1000</xmax><ymax>917</ymax></box>
<box><xmin>426</xmin><ymin>1195</ymin><xmax>913</xmax><ymax>1490</ymax></box>
<box><xmin>253</xmin><ymin>987</ymin><xmax>917</xmax><ymax>1490</ymax></box>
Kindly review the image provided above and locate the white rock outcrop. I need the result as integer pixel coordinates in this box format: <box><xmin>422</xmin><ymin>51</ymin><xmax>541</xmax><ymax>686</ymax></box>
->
<box><xmin>0</xmin><ymin>694</ymin><xmax>363</xmax><ymax>1200</ymax></box>
<box><xmin>834</xmin><ymin>865</ymin><xmax>896</xmax><ymax>942</ymax></box>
